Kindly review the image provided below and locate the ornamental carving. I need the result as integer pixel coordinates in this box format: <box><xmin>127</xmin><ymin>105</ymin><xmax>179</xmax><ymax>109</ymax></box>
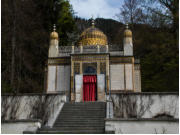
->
<box><xmin>110</xmin><ymin>57</ymin><xmax>133</xmax><ymax>64</ymax></box>
<box><xmin>72</xmin><ymin>55</ymin><xmax>107</xmax><ymax>61</ymax></box>
<box><xmin>74</xmin><ymin>63</ymin><xmax>80</xmax><ymax>74</ymax></box>
<box><xmin>100</xmin><ymin>62</ymin><xmax>106</xmax><ymax>74</ymax></box>
<box><xmin>83</xmin><ymin>63</ymin><xmax>97</xmax><ymax>74</ymax></box>
<box><xmin>48</xmin><ymin>58</ymin><xmax>70</xmax><ymax>65</ymax></box>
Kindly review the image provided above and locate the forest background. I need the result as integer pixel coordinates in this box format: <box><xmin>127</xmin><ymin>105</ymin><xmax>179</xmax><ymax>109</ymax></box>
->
<box><xmin>1</xmin><ymin>0</ymin><xmax>179</xmax><ymax>93</ymax></box>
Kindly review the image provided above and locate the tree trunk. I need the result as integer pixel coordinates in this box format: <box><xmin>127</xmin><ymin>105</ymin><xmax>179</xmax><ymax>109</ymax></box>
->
<box><xmin>11</xmin><ymin>0</ymin><xmax>17</xmax><ymax>93</ymax></box>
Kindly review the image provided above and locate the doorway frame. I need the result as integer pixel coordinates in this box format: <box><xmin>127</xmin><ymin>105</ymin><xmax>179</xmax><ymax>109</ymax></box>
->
<box><xmin>83</xmin><ymin>74</ymin><xmax>98</xmax><ymax>101</ymax></box>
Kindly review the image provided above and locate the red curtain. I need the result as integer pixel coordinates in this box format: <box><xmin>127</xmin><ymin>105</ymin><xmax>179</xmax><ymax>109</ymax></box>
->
<box><xmin>83</xmin><ymin>75</ymin><xmax>97</xmax><ymax>101</ymax></box>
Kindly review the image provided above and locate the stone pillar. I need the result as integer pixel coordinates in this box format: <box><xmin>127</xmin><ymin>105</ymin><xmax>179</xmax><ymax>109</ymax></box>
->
<box><xmin>106</xmin><ymin>56</ymin><xmax>110</xmax><ymax>93</ymax></box>
<box><xmin>71</xmin><ymin>61</ymin><xmax>75</xmax><ymax>101</ymax></box>
<box><xmin>97</xmin><ymin>62</ymin><xmax>100</xmax><ymax>74</ymax></box>
<box><xmin>80</xmin><ymin>45</ymin><xmax>83</xmax><ymax>53</ymax></box>
<box><xmin>80</xmin><ymin>62</ymin><xmax>83</xmax><ymax>74</ymax></box>
<box><xmin>72</xmin><ymin>45</ymin><xmax>74</xmax><ymax>53</ymax></box>
<box><xmin>97</xmin><ymin>61</ymin><xmax>102</xmax><ymax>101</ymax></box>
<box><xmin>97</xmin><ymin>45</ymin><xmax>100</xmax><ymax>53</ymax></box>
<box><xmin>106</xmin><ymin>45</ymin><xmax>108</xmax><ymax>53</ymax></box>
<box><xmin>80</xmin><ymin>62</ymin><xmax>83</xmax><ymax>101</ymax></box>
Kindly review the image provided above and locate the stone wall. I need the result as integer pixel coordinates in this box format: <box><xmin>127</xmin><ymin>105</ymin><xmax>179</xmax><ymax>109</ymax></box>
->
<box><xmin>105</xmin><ymin>118</ymin><xmax>178</xmax><ymax>134</ymax></box>
<box><xmin>57</xmin><ymin>65</ymin><xmax>70</xmax><ymax>92</ymax></box>
<box><xmin>107</xmin><ymin>93</ymin><xmax>178</xmax><ymax>119</ymax></box>
<box><xmin>110</xmin><ymin>64</ymin><xmax>134</xmax><ymax>91</ymax></box>
<box><xmin>106</xmin><ymin>93</ymin><xmax>179</xmax><ymax>134</ymax></box>
<box><xmin>110</xmin><ymin>64</ymin><xmax>125</xmax><ymax>90</ymax></box>
<box><xmin>1</xmin><ymin>94</ymin><xmax>66</xmax><ymax>127</ymax></box>
<box><xmin>47</xmin><ymin>65</ymin><xmax>70</xmax><ymax>93</ymax></box>
<box><xmin>1</xmin><ymin>120</ymin><xmax>41</xmax><ymax>134</ymax></box>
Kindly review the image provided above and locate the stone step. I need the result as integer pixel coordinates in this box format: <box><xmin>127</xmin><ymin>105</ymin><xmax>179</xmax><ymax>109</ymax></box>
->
<box><xmin>55</xmin><ymin>117</ymin><xmax>105</xmax><ymax>121</ymax></box>
<box><xmin>37</xmin><ymin>130</ymin><xmax>104</xmax><ymax>134</ymax></box>
<box><xmin>55</xmin><ymin>119</ymin><xmax>104</xmax><ymax>122</ymax></box>
<box><xmin>55</xmin><ymin>121</ymin><xmax>104</xmax><ymax>124</ymax></box>
<box><xmin>37</xmin><ymin>102</ymin><xmax>106</xmax><ymax>134</ymax></box>
<box><xmin>60</xmin><ymin>110</ymin><xmax>105</xmax><ymax>112</ymax></box>
<box><xmin>65</xmin><ymin>102</ymin><xmax>105</xmax><ymax>105</ymax></box>
<box><xmin>63</xmin><ymin>104</ymin><xmax>105</xmax><ymax>106</ymax></box>
<box><xmin>55</xmin><ymin>120</ymin><xmax>104</xmax><ymax>123</ymax></box>
<box><xmin>64</xmin><ymin>104</ymin><xmax>105</xmax><ymax>106</ymax></box>
<box><xmin>54</xmin><ymin>124</ymin><xmax>104</xmax><ymax>128</ymax></box>
<box><xmin>61</xmin><ymin>108</ymin><xmax>105</xmax><ymax>111</ymax></box>
<box><xmin>63</xmin><ymin>106</ymin><xmax>105</xmax><ymax>109</ymax></box>
<box><xmin>61</xmin><ymin>109</ymin><xmax>105</xmax><ymax>112</ymax></box>
<box><xmin>39</xmin><ymin>127</ymin><xmax>104</xmax><ymax>130</ymax></box>
<box><xmin>54</xmin><ymin>124</ymin><xmax>104</xmax><ymax>127</ymax></box>
<box><xmin>57</xmin><ymin>116</ymin><xmax>105</xmax><ymax>120</ymax></box>
<box><xmin>59</xmin><ymin>113</ymin><xmax>105</xmax><ymax>116</ymax></box>
<box><xmin>54</xmin><ymin>123</ymin><xmax>104</xmax><ymax>127</ymax></box>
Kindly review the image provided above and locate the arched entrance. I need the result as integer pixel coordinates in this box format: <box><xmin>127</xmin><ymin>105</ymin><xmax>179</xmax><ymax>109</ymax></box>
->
<box><xmin>83</xmin><ymin>65</ymin><xmax>97</xmax><ymax>101</ymax></box>
<box><xmin>83</xmin><ymin>75</ymin><xmax>97</xmax><ymax>101</ymax></box>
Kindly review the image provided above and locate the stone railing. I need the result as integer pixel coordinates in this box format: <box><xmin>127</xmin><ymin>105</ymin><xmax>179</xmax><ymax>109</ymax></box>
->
<box><xmin>59</xmin><ymin>45</ymin><xmax>123</xmax><ymax>56</ymax></box>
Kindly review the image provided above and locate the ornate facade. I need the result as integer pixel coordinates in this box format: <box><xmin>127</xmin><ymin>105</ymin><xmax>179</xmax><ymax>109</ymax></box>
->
<box><xmin>46</xmin><ymin>22</ymin><xmax>141</xmax><ymax>102</ymax></box>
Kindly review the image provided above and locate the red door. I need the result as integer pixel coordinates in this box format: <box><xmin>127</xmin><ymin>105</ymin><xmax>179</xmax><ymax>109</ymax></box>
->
<box><xmin>83</xmin><ymin>75</ymin><xmax>97</xmax><ymax>101</ymax></box>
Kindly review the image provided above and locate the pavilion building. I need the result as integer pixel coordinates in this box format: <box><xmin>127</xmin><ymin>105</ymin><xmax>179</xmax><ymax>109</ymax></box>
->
<box><xmin>46</xmin><ymin>20</ymin><xmax>141</xmax><ymax>102</ymax></box>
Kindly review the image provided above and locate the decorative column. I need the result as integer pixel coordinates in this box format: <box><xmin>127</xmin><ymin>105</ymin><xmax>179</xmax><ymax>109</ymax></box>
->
<box><xmin>106</xmin><ymin>45</ymin><xmax>108</xmax><ymax>53</ymax></box>
<box><xmin>71</xmin><ymin>61</ymin><xmax>75</xmax><ymax>101</ymax></box>
<box><xmin>97</xmin><ymin>45</ymin><xmax>100</xmax><ymax>53</ymax></box>
<box><xmin>72</xmin><ymin>45</ymin><xmax>74</xmax><ymax>53</ymax></box>
<box><xmin>97</xmin><ymin>61</ymin><xmax>100</xmax><ymax>74</ymax></box>
<box><xmin>80</xmin><ymin>62</ymin><xmax>83</xmax><ymax>101</ymax></box>
<box><xmin>80</xmin><ymin>62</ymin><xmax>83</xmax><ymax>74</ymax></box>
<box><xmin>106</xmin><ymin>56</ymin><xmax>110</xmax><ymax>93</ymax></box>
<box><xmin>80</xmin><ymin>45</ymin><xmax>83</xmax><ymax>53</ymax></box>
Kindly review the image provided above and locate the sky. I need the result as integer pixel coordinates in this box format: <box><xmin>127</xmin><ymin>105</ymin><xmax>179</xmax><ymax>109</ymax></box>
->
<box><xmin>69</xmin><ymin>0</ymin><xmax>124</xmax><ymax>20</ymax></box>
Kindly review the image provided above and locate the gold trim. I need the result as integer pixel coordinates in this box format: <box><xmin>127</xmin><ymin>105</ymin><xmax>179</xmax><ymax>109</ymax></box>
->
<box><xmin>80</xmin><ymin>62</ymin><xmax>83</xmax><ymax>74</ymax></box>
<box><xmin>48</xmin><ymin>58</ymin><xmax>71</xmax><ymax>65</ymax></box>
<box><xmin>97</xmin><ymin>62</ymin><xmax>100</xmax><ymax>74</ymax></box>
<box><xmin>72</xmin><ymin>56</ymin><xmax>107</xmax><ymax>61</ymax></box>
<box><xmin>110</xmin><ymin>57</ymin><xmax>133</xmax><ymax>64</ymax></box>
<box><xmin>74</xmin><ymin>63</ymin><xmax>80</xmax><ymax>74</ymax></box>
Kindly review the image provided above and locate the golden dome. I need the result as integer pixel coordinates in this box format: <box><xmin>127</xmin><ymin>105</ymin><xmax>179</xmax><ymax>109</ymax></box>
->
<box><xmin>124</xmin><ymin>24</ymin><xmax>132</xmax><ymax>37</ymax></box>
<box><xmin>50</xmin><ymin>24</ymin><xmax>58</xmax><ymax>40</ymax></box>
<box><xmin>124</xmin><ymin>29</ymin><xmax>132</xmax><ymax>37</ymax></box>
<box><xmin>50</xmin><ymin>31</ymin><xmax>58</xmax><ymax>40</ymax></box>
<box><xmin>78</xmin><ymin>22</ymin><xmax>108</xmax><ymax>46</ymax></box>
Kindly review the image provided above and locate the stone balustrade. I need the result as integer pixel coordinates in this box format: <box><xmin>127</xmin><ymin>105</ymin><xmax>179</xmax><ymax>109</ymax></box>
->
<box><xmin>58</xmin><ymin>45</ymin><xmax>123</xmax><ymax>57</ymax></box>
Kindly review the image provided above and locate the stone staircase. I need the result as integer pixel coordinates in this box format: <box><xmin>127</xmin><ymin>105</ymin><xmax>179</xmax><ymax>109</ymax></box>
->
<box><xmin>37</xmin><ymin>102</ymin><xmax>106</xmax><ymax>134</ymax></box>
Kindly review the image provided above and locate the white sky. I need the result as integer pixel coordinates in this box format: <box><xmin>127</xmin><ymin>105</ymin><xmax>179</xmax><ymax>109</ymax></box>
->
<box><xmin>69</xmin><ymin>0</ymin><xmax>124</xmax><ymax>20</ymax></box>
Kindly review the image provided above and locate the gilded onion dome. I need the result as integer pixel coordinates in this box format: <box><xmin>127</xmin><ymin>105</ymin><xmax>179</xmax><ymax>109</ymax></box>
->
<box><xmin>124</xmin><ymin>24</ymin><xmax>132</xmax><ymax>37</ymax></box>
<box><xmin>50</xmin><ymin>24</ymin><xmax>58</xmax><ymax>40</ymax></box>
<box><xmin>78</xmin><ymin>19</ymin><xmax>108</xmax><ymax>46</ymax></box>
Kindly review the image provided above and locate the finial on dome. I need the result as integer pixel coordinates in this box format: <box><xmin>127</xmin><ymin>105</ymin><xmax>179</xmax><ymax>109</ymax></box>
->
<box><xmin>53</xmin><ymin>24</ymin><xmax>56</xmax><ymax>32</ymax></box>
<box><xmin>91</xmin><ymin>15</ymin><xmax>95</xmax><ymax>27</ymax></box>
<box><xmin>125</xmin><ymin>23</ymin><xmax>129</xmax><ymax>29</ymax></box>
<box><xmin>50</xmin><ymin>24</ymin><xmax>58</xmax><ymax>40</ymax></box>
<box><xmin>124</xmin><ymin>23</ymin><xmax>132</xmax><ymax>38</ymax></box>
